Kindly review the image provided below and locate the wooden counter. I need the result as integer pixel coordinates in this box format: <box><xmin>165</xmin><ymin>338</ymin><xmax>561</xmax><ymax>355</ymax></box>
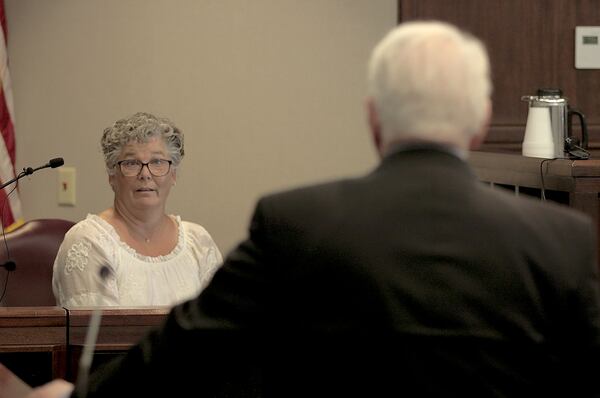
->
<box><xmin>469</xmin><ymin>151</ymin><xmax>600</xmax><ymax>221</ymax></box>
<box><xmin>469</xmin><ymin>151</ymin><xmax>600</xmax><ymax>265</ymax></box>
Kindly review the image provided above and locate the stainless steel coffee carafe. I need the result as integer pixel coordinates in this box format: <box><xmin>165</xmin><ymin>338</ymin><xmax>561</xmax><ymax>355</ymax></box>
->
<box><xmin>521</xmin><ymin>88</ymin><xmax>588</xmax><ymax>159</ymax></box>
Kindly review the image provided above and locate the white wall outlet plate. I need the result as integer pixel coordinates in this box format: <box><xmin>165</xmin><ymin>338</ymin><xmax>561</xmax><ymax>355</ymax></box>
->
<box><xmin>58</xmin><ymin>167</ymin><xmax>76</xmax><ymax>206</ymax></box>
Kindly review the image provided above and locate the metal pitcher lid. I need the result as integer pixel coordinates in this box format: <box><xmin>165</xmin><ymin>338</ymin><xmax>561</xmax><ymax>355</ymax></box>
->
<box><xmin>537</xmin><ymin>88</ymin><xmax>562</xmax><ymax>97</ymax></box>
<box><xmin>522</xmin><ymin>87</ymin><xmax>567</xmax><ymax>105</ymax></box>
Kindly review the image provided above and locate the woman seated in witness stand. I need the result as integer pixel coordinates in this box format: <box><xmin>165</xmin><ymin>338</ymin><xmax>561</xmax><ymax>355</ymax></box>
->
<box><xmin>52</xmin><ymin>112</ymin><xmax>222</xmax><ymax>306</ymax></box>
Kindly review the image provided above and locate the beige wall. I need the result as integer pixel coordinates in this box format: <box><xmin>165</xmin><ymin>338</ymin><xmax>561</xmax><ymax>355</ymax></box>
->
<box><xmin>5</xmin><ymin>0</ymin><xmax>396</xmax><ymax>253</ymax></box>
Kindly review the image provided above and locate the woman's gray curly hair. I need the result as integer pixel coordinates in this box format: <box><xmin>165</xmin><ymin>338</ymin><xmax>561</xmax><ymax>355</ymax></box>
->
<box><xmin>101</xmin><ymin>112</ymin><xmax>184</xmax><ymax>174</ymax></box>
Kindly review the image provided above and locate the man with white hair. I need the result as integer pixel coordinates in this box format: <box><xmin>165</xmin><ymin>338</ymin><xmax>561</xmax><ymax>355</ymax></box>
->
<box><xmin>367</xmin><ymin>20</ymin><xmax>491</xmax><ymax>156</ymax></box>
<box><xmin>28</xmin><ymin>20</ymin><xmax>600</xmax><ymax>398</ymax></box>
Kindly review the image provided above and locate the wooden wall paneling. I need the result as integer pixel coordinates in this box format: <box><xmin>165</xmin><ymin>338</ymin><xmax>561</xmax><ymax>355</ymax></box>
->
<box><xmin>574</xmin><ymin>0</ymin><xmax>600</xmax><ymax>151</ymax></box>
<box><xmin>398</xmin><ymin>0</ymin><xmax>600</xmax><ymax>153</ymax></box>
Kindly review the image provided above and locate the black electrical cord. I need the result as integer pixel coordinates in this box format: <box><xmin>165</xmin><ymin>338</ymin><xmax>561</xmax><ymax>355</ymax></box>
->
<box><xmin>0</xmin><ymin>170</ymin><xmax>25</xmax><ymax>304</ymax></box>
<box><xmin>539</xmin><ymin>158</ymin><xmax>557</xmax><ymax>201</ymax></box>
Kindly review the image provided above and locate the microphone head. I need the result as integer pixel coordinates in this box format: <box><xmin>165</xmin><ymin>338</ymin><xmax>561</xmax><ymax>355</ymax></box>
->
<box><xmin>2</xmin><ymin>260</ymin><xmax>15</xmax><ymax>272</ymax></box>
<box><xmin>48</xmin><ymin>158</ymin><xmax>64</xmax><ymax>168</ymax></box>
<box><xmin>99</xmin><ymin>265</ymin><xmax>112</xmax><ymax>281</ymax></box>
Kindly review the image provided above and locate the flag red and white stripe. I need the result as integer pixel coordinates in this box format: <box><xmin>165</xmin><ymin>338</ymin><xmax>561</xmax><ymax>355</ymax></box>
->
<box><xmin>0</xmin><ymin>0</ymin><xmax>22</xmax><ymax>231</ymax></box>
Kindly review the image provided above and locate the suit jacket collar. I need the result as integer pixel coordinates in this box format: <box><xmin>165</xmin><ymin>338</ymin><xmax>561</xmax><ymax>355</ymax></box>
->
<box><xmin>384</xmin><ymin>141</ymin><xmax>467</xmax><ymax>160</ymax></box>
<box><xmin>374</xmin><ymin>145</ymin><xmax>476</xmax><ymax>180</ymax></box>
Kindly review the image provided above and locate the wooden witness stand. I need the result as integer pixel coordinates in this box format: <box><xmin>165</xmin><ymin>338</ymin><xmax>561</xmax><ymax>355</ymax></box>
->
<box><xmin>0</xmin><ymin>306</ymin><xmax>67</xmax><ymax>387</ymax></box>
<box><xmin>0</xmin><ymin>306</ymin><xmax>169</xmax><ymax>389</ymax></box>
<box><xmin>469</xmin><ymin>151</ymin><xmax>600</xmax><ymax>267</ymax></box>
<box><xmin>67</xmin><ymin>307</ymin><xmax>169</xmax><ymax>380</ymax></box>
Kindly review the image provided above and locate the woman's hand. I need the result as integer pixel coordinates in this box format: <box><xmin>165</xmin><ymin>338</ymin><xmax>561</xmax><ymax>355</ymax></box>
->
<box><xmin>26</xmin><ymin>379</ymin><xmax>74</xmax><ymax>398</ymax></box>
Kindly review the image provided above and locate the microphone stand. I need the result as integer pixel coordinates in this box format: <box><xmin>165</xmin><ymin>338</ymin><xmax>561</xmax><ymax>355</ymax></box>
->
<box><xmin>75</xmin><ymin>266</ymin><xmax>111</xmax><ymax>398</ymax></box>
<box><xmin>0</xmin><ymin>157</ymin><xmax>64</xmax><ymax>190</ymax></box>
<box><xmin>0</xmin><ymin>167</ymin><xmax>33</xmax><ymax>190</ymax></box>
<box><xmin>0</xmin><ymin>158</ymin><xmax>64</xmax><ymax>271</ymax></box>
<box><xmin>0</xmin><ymin>169</ymin><xmax>29</xmax><ymax>272</ymax></box>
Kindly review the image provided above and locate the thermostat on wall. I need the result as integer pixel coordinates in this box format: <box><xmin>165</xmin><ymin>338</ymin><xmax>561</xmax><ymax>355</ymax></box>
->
<box><xmin>575</xmin><ymin>26</ymin><xmax>600</xmax><ymax>69</ymax></box>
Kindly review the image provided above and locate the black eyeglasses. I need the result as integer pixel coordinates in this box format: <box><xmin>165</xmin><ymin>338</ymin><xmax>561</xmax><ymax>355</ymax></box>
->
<box><xmin>116</xmin><ymin>159</ymin><xmax>173</xmax><ymax>177</ymax></box>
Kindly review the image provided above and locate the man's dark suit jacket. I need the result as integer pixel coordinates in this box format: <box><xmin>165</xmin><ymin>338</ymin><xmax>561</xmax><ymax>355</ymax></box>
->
<box><xmin>82</xmin><ymin>148</ymin><xmax>600</xmax><ymax>397</ymax></box>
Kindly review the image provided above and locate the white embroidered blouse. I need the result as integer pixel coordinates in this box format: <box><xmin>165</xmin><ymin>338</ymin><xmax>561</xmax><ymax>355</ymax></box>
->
<box><xmin>52</xmin><ymin>214</ymin><xmax>223</xmax><ymax>307</ymax></box>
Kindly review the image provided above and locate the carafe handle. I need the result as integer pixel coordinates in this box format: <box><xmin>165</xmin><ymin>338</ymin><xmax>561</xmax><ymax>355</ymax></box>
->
<box><xmin>568</xmin><ymin>108</ymin><xmax>588</xmax><ymax>149</ymax></box>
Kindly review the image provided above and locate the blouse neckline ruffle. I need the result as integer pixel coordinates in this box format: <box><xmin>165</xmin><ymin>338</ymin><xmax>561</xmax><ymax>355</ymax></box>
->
<box><xmin>87</xmin><ymin>213</ymin><xmax>185</xmax><ymax>262</ymax></box>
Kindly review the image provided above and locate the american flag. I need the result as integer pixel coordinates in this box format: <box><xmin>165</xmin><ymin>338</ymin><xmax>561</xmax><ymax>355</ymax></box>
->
<box><xmin>0</xmin><ymin>0</ymin><xmax>22</xmax><ymax>231</ymax></box>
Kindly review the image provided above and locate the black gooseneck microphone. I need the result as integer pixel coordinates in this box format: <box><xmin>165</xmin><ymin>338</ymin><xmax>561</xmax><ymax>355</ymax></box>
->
<box><xmin>0</xmin><ymin>157</ymin><xmax>64</xmax><ymax>190</ymax></box>
<box><xmin>0</xmin><ymin>157</ymin><xmax>65</xmax><ymax>275</ymax></box>
<box><xmin>75</xmin><ymin>265</ymin><xmax>112</xmax><ymax>398</ymax></box>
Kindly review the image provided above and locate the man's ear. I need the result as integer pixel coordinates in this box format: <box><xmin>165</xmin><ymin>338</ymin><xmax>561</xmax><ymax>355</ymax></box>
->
<box><xmin>469</xmin><ymin>100</ymin><xmax>492</xmax><ymax>150</ymax></box>
<box><xmin>366</xmin><ymin>98</ymin><xmax>384</xmax><ymax>156</ymax></box>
